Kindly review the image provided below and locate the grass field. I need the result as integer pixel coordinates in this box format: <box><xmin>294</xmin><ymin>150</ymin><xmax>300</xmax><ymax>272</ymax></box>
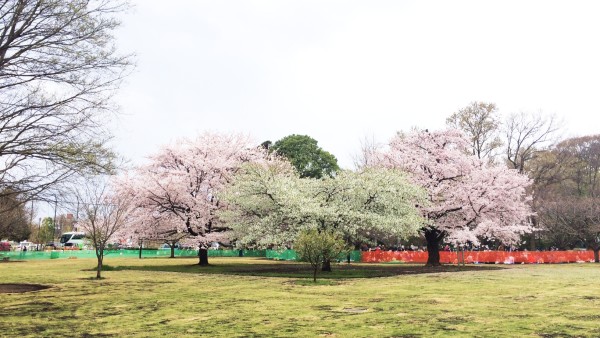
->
<box><xmin>1</xmin><ymin>257</ymin><xmax>600</xmax><ymax>337</ymax></box>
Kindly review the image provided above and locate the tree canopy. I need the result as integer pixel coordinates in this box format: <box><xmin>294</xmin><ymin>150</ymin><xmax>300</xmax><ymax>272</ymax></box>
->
<box><xmin>0</xmin><ymin>0</ymin><xmax>132</xmax><ymax>207</ymax></box>
<box><xmin>0</xmin><ymin>190</ymin><xmax>30</xmax><ymax>241</ymax></box>
<box><xmin>118</xmin><ymin>132</ymin><xmax>270</xmax><ymax>265</ymax></box>
<box><xmin>375</xmin><ymin>128</ymin><xmax>534</xmax><ymax>265</ymax></box>
<box><xmin>534</xmin><ymin>135</ymin><xmax>600</xmax><ymax>261</ymax></box>
<box><xmin>271</xmin><ymin>134</ymin><xmax>340</xmax><ymax>178</ymax></box>
<box><xmin>446</xmin><ymin>101</ymin><xmax>502</xmax><ymax>161</ymax></box>
<box><xmin>220</xmin><ymin>162</ymin><xmax>426</xmax><ymax>251</ymax></box>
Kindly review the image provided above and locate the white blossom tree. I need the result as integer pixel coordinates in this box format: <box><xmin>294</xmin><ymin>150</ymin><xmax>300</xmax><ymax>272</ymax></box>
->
<box><xmin>220</xmin><ymin>162</ymin><xmax>426</xmax><ymax>270</ymax></box>
<box><xmin>376</xmin><ymin>128</ymin><xmax>534</xmax><ymax>266</ymax></box>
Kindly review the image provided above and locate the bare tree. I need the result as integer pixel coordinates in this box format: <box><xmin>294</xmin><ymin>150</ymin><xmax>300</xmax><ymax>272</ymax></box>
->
<box><xmin>0</xmin><ymin>0</ymin><xmax>133</xmax><ymax>209</ymax></box>
<box><xmin>76</xmin><ymin>177</ymin><xmax>132</xmax><ymax>279</ymax></box>
<box><xmin>352</xmin><ymin>133</ymin><xmax>382</xmax><ymax>170</ymax></box>
<box><xmin>447</xmin><ymin>101</ymin><xmax>502</xmax><ymax>161</ymax></box>
<box><xmin>504</xmin><ymin>111</ymin><xmax>561</xmax><ymax>173</ymax></box>
<box><xmin>539</xmin><ymin>197</ymin><xmax>600</xmax><ymax>262</ymax></box>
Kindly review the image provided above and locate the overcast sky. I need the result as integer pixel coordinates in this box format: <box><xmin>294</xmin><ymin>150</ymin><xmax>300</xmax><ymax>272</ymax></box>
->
<box><xmin>111</xmin><ymin>0</ymin><xmax>600</xmax><ymax>169</ymax></box>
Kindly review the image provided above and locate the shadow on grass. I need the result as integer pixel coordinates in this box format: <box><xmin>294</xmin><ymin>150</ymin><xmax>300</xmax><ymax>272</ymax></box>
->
<box><xmin>81</xmin><ymin>265</ymin><xmax>119</xmax><ymax>272</ymax></box>
<box><xmin>109</xmin><ymin>260</ymin><xmax>506</xmax><ymax>279</ymax></box>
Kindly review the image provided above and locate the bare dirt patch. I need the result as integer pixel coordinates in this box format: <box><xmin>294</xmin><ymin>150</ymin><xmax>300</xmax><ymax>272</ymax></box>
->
<box><xmin>0</xmin><ymin>283</ymin><xmax>50</xmax><ymax>293</ymax></box>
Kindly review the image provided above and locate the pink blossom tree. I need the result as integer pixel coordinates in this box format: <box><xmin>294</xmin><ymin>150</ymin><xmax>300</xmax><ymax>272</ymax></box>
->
<box><xmin>126</xmin><ymin>206</ymin><xmax>189</xmax><ymax>258</ymax></box>
<box><xmin>120</xmin><ymin>132</ymin><xmax>268</xmax><ymax>265</ymax></box>
<box><xmin>376</xmin><ymin>129</ymin><xmax>534</xmax><ymax>266</ymax></box>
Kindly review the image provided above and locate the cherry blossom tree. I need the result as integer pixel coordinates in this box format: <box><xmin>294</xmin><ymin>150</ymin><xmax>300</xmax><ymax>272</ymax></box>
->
<box><xmin>220</xmin><ymin>161</ymin><xmax>426</xmax><ymax>270</ymax></box>
<box><xmin>120</xmin><ymin>132</ymin><xmax>267</xmax><ymax>265</ymax></box>
<box><xmin>125</xmin><ymin>205</ymin><xmax>189</xmax><ymax>258</ymax></box>
<box><xmin>376</xmin><ymin>129</ymin><xmax>534</xmax><ymax>266</ymax></box>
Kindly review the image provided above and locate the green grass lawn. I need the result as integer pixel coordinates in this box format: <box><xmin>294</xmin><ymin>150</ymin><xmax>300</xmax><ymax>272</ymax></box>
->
<box><xmin>1</xmin><ymin>257</ymin><xmax>600</xmax><ymax>337</ymax></box>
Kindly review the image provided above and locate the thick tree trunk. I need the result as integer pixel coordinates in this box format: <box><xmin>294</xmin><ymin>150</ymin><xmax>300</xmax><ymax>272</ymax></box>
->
<box><xmin>313</xmin><ymin>268</ymin><xmax>318</xmax><ymax>282</ymax></box>
<box><xmin>321</xmin><ymin>259</ymin><xmax>332</xmax><ymax>272</ymax></box>
<box><xmin>198</xmin><ymin>247</ymin><xmax>209</xmax><ymax>266</ymax></box>
<box><xmin>138</xmin><ymin>241</ymin><xmax>143</xmax><ymax>259</ymax></box>
<box><xmin>424</xmin><ymin>229</ymin><xmax>444</xmax><ymax>267</ymax></box>
<box><xmin>594</xmin><ymin>248</ymin><xmax>599</xmax><ymax>263</ymax></box>
<box><xmin>170</xmin><ymin>245</ymin><xmax>175</xmax><ymax>258</ymax></box>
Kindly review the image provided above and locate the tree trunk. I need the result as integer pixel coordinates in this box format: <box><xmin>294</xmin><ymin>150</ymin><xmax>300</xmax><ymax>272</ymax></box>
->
<box><xmin>170</xmin><ymin>245</ymin><xmax>175</xmax><ymax>258</ymax></box>
<box><xmin>96</xmin><ymin>254</ymin><xmax>103</xmax><ymax>279</ymax></box>
<box><xmin>198</xmin><ymin>247</ymin><xmax>209</xmax><ymax>266</ymax></box>
<box><xmin>138</xmin><ymin>240</ymin><xmax>143</xmax><ymax>259</ymax></box>
<box><xmin>424</xmin><ymin>229</ymin><xmax>443</xmax><ymax>267</ymax></box>
<box><xmin>321</xmin><ymin>259</ymin><xmax>332</xmax><ymax>272</ymax></box>
<box><xmin>313</xmin><ymin>267</ymin><xmax>318</xmax><ymax>282</ymax></box>
<box><xmin>594</xmin><ymin>248</ymin><xmax>599</xmax><ymax>263</ymax></box>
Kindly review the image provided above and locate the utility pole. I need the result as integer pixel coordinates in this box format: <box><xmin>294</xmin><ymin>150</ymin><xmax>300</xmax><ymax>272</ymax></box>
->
<box><xmin>53</xmin><ymin>196</ymin><xmax>57</xmax><ymax>240</ymax></box>
<box><xmin>75</xmin><ymin>196</ymin><xmax>79</xmax><ymax>231</ymax></box>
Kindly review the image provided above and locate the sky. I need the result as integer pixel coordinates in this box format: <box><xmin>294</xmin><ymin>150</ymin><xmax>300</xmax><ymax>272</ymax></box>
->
<box><xmin>111</xmin><ymin>0</ymin><xmax>600</xmax><ymax>170</ymax></box>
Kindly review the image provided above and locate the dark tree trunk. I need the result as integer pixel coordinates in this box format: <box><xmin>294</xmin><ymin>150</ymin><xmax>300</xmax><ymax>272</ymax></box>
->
<box><xmin>594</xmin><ymin>248</ymin><xmax>599</xmax><ymax>263</ymax></box>
<box><xmin>321</xmin><ymin>259</ymin><xmax>332</xmax><ymax>272</ymax></box>
<box><xmin>96</xmin><ymin>254</ymin><xmax>103</xmax><ymax>279</ymax></box>
<box><xmin>424</xmin><ymin>229</ymin><xmax>444</xmax><ymax>267</ymax></box>
<box><xmin>138</xmin><ymin>240</ymin><xmax>143</xmax><ymax>259</ymax></box>
<box><xmin>198</xmin><ymin>247</ymin><xmax>209</xmax><ymax>266</ymax></box>
<box><xmin>170</xmin><ymin>245</ymin><xmax>175</xmax><ymax>258</ymax></box>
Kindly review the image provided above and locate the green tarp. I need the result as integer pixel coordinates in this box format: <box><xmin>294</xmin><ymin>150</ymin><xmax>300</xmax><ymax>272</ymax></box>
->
<box><xmin>0</xmin><ymin>249</ymin><xmax>266</xmax><ymax>260</ymax></box>
<box><xmin>0</xmin><ymin>249</ymin><xmax>363</xmax><ymax>261</ymax></box>
<box><xmin>265</xmin><ymin>250</ymin><xmax>362</xmax><ymax>262</ymax></box>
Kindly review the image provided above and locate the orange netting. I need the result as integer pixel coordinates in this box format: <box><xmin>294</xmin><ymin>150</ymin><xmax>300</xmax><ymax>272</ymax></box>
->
<box><xmin>361</xmin><ymin>250</ymin><xmax>597</xmax><ymax>264</ymax></box>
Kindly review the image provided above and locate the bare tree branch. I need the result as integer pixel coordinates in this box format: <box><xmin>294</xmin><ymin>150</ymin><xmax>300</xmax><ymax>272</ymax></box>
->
<box><xmin>0</xmin><ymin>0</ymin><xmax>133</xmax><ymax>208</ymax></box>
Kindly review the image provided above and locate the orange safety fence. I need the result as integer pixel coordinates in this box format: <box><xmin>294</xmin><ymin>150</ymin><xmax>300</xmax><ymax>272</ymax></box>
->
<box><xmin>361</xmin><ymin>250</ymin><xmax>597</xmax><ymax>264</ymax></box>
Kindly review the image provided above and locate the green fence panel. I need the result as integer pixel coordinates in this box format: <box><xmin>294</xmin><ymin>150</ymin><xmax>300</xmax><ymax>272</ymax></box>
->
<box><xmin>241</xmin><ymin>249</ymin><xmax>266</xmax><ymax>257</ymax></box>
<box><xmin>0</xmin><ymin>248</ymin><xmax>356</xmax><ymax>261</ymax></box>
<box><xmin>266</xmin><ymin>249</ymin><xmax>297</xmax><ymax>261</ymax></box>
<box><xmin>348</xmin><ymin>250</ymin><xmax>362</xmax><ymax>262</ymax></box>
<box><xmin>206</xmin><ymin>249</ymin><xmax>266</xmax><ymax>257</ymax></box>
<box><xmin>208</xmin><ymin>250</ymin><xmax>239</xmax><ymax>257</ymax></box>
<box><xmin>265</xmin><ymin>250</ymin><xmax>363</xmax><ymax>262</ymax></box>
<box><xmin>0</xmin><ymin>248</ymin><xmax>269</xmax><ymax>260</ymax></box>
